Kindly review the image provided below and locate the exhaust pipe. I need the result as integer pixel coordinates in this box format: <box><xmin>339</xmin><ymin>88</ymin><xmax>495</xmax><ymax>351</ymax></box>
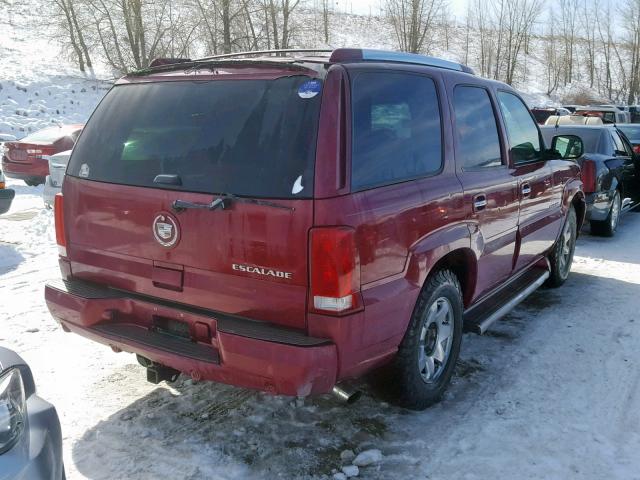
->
<box><xmin>332</xmin><ymin>384</ymin><xmax>362</xmax><ymax>404</ymax></box>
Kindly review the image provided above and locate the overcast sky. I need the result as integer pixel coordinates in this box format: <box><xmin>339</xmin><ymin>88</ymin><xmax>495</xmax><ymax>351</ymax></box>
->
<box><xmin>334</xmin><ymin>0</ymin><xmax>469</xmax><ymax>19</ymax></box>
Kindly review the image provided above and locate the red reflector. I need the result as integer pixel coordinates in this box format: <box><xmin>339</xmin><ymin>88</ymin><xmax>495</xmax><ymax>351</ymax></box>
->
<box><xmin>581</xmin><ymin>160</ymin><xmax>597</xmax><ymax>194</ymax></box>
<box><xmin>310</xmin><ymin>227</ymin><xmax>361</xmax><ymax>314</ymax></box>
<box><xmin>54</xmin><ymin>193</ymin><xmax>67</xmax><ymax>256</ymax></box>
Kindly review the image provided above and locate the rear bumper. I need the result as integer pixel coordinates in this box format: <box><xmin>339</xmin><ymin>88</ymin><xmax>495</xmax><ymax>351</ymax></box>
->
<box><xmin>0</xmin><ymin>395</ymin><xmax>64</xmax><ymax>480</ymax></box>
<box><xmin>1</xmin><ymin>157</ymin><xmax>48</xmax><ymax>179</ymax></box>
<box><xmin>45</xmin><ymin>278</ymin><xmax>337</xmax><ymax>396</ymax></box>
<box><xmin>585</xmin><ymin>191</ymin><xmax>613</xmax><ymax>222</ymax></box>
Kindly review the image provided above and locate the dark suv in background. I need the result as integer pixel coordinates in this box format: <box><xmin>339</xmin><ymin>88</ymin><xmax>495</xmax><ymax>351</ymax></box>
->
<box><xmin>45</xmin><ymin>48</ymin><xmax>585</xmax><ymax>409</ymax></box>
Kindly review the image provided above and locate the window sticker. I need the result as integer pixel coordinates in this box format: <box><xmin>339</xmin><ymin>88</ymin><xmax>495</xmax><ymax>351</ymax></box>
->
<box><xmin>298</xmin><ymin>80</ymin><xmax>321</xmax><ymax>99</ymax></box>
<box><xmin>292</xmin><ymin>175</ymin><xmax>304</xmax><ymax>194</ymax></box>
<box><xmin>79</xmin><ymin>163</ymin><xmax>90</xmax><ymax>178</ymax></box>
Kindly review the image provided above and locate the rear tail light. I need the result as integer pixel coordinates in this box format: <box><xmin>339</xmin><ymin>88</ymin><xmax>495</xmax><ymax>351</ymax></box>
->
<box><xmin>581</xmin><ymin>160</ymin><xmax>597</xmax><ymax>193</ymax></box>
<box><xmin>633</xmin><ymin>145</ymin><xmax>640</xmax><ymax>155</ymax></box>
<box><xmin>309</xmin><ymin>227</ymin><xmax>361</xmax><ymax>314</ymax></box>
<box><xmin>54</xmin><ymin>193</ymin><xmax>67</xmax><ymax>257</ymax></box>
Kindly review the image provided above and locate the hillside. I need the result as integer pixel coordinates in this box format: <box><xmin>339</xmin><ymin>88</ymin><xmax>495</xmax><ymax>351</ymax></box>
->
<box><xmin>0</xmin><ymin>0</ymin><xmax>609</xmax><ymax>138</ymax></box>
<box><xmin>0</xmin><ymin>0</ymin><xmax>111</xmax><ymax>137</ymax></box>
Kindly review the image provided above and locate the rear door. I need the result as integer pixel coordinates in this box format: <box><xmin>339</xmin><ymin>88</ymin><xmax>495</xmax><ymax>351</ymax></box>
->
<box><xmin>452</xmin><ymin>85</ymin><xmax>519</xmax><ymax>296</ymax></box>
<box><xmin>64</xmin><ymin>75</ymin><xmax>324</xmax><ymax>329</ymax></box>
<box><xmin>495</xmin><ymin>91</ymin><xmax>556</xmax><ymax>272</ymax></box>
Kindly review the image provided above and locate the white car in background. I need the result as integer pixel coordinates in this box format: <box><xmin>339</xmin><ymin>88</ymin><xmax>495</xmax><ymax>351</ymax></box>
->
<box><xmin>43</xmin><ymin>150</ymin><xmax>71</xmax><ymax>208</ymax></box>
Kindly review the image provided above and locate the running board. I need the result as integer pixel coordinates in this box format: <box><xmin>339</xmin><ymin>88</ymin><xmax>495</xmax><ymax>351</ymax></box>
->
<box><xmin>464</xmin><ymin>268</ymin><xmax>550</xmax><ymax>335</ymax></box>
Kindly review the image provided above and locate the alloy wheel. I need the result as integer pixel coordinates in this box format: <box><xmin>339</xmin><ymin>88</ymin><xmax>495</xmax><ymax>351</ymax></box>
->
<box><xmin>418</xmin><ymin>297</ymin><xmax>454</xmax><ymax>383</ymax></box>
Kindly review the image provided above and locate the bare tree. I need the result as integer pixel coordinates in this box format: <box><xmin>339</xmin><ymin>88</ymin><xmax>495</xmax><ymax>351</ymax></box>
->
<box><xmin>53</xmin><ymin>0</ymin><xmax>93</xmax><ymax>72</ymax></box>
<box><xmin>559</xmin><ymin>0</ymin><xmax>579</xmax><ymax>85</ymax></box>
<box><xmin>542</xmin><ymin>11</ymin><xmax>562</xmax><ymax>94</ymax></box>
<box><xmin>623</xmin><ymin>0</ymin><xmax>640</xmax><ymax>104</ymax></box>
<box><xmin>491</xmin><ymin>0</ymin><xmax>543</xmax><ymax>85</ymax></box>
<box><xmin>385</xmin><ymin>0</ymin><xmax>447</xmax><ymax>54</ymax></box>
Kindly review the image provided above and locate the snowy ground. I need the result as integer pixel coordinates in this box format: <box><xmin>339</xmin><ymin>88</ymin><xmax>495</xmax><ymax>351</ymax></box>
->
<box><xmin>1</xmin><ymin>178</ymin><xmax>639</xmax><ymax>480</ymax></box>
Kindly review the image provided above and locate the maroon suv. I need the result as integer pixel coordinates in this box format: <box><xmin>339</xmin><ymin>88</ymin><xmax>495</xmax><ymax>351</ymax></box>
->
<box><xmin>45</xmin><ymin>49</ymin><xmax>585</xmax><ymax>409</ymax></box>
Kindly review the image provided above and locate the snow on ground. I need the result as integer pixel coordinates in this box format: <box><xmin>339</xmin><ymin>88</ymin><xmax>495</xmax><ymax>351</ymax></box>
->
<box><xmin>1</xmin><ymin>180</ymin><xmax>640</xmax><ymax>480</ymax></box>
<box><xmin>0</xmin><ymin>0</ymin><xmax>110</xmax><ymax>138</ymax></box>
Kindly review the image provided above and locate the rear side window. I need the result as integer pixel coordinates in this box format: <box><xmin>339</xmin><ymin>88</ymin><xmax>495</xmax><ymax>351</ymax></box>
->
<box><xmin>68</xmin><ymin>76</ymin><xmax>322</xmax><ymax>198</ymax></box>
<box><xmin>612</xmin><ymin>131</ymin><xmax>631</xmax><ymax>156</ymax></box>
<box><xmin>497</xmin><ymin>92</ymin><xmax>542</xmax><ymax>164</ymax></box>
<box><xmin>351</xmin><ymin>72</ymin><xmax>442</xmax><ymax>190</ymax></box>
<box><xmin>453</xmin><ymin>86</ymin><xmax>502</xmax><ymax>169</ymax></box>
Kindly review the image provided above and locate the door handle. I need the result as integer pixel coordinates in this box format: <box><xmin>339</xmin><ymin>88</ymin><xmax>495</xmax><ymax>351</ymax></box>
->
<box><xmin>473</xmin><ymin>194</ymin><xmax>487</xmax><ymax>211</ymax></box>
<box><xmin>521</xmin><ymin>183</ymin><xmax>531</xmax><ymax>196</ymax></box>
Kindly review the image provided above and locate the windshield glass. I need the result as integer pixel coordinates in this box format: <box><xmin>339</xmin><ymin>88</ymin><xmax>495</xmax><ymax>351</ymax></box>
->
<box><xmin>618</xmin><ymin>125</ymin><xmax>640</xmax><ymax>142</ymax></box>
<box><xmin>68</xmin><ymin>77</ymin><xmax>323</xmax><ymax>198</ymax></box>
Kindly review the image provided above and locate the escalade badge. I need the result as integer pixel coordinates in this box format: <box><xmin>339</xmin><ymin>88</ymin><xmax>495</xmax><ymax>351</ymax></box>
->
<box><xmin>153</xmin><ymin>213</ymin><xmax>180</xmax><ymax>248</ymax></box>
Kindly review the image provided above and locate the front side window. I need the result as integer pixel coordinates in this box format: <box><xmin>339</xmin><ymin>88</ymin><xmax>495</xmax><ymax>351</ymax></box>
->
<box><xmin>351</xmin><ymin>72</ymin><xmax>442</xmax><ymax>190</ymax></box>
<box><xmin>453</xmin><ymin>86</ymin><xmax>502</xmax><ymax>169</ymax></box>
<box><xmin>497</xmin><ymin>92</ymin><xmax>542</xmax><ymax>164</ymax></box>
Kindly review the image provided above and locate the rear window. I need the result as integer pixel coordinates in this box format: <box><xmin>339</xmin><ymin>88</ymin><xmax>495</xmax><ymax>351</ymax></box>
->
<box><xmin>68</xmin><ymin>77</ymin><xmax>323</xmax><ymax>198</ymax></box>
<box><xmin>21</xmin><ymin>126</ymin><xmax>80</xmax><ymax>144</ymax></box>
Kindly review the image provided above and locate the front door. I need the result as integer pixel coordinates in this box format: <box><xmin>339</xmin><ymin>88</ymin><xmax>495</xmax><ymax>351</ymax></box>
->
<box><xmin>612</xmin><ymin>130</ymin><xmax>640</xmax><ymax>206</ymax></box>
<box><xmin>495</xmin><ymin>91</ymin><xmax>555</xmax><ymax>272</ymax></box>
<box><xmin>452</xmin><ymin>85</ymin><xmax>519</xmax><ymax>299</ymax></box>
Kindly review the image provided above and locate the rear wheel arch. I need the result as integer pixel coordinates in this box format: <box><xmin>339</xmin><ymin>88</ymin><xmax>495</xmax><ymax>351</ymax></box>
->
<box><xmin>427</xmin><ymin>248</ymin><xmax>477</xmax><ymax>309</ymax></box>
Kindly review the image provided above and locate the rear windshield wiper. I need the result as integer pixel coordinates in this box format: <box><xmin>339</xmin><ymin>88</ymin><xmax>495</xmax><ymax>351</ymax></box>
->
<box><xmin>172</xmin><ymin>193</ymin><xmax>294</xmax><ymax>213</ymax></box>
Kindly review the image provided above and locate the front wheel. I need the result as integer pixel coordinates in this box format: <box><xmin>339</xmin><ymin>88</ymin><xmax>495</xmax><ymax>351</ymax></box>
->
<box><xmin>391</xmin><ymin>269</ymin><xmax>463</xmax><ymax>410</ymax></box>
<box><xmin>546</xmin><ymin>205</ymin><xmax>577</xmax><ymax>288</ymax></box>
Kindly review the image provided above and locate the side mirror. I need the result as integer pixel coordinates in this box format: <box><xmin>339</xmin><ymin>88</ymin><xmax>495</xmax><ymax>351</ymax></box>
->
<box><xmin>551</xmin><ymin>134</ymin><xmax>583</xmax><ymax>160</ymax></box>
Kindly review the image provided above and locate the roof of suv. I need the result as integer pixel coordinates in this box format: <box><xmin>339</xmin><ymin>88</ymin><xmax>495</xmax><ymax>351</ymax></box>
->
<box><xmin>119</xmin><ymin>48</ymin><xmax>476</xmax><ymax>83</ymax></box>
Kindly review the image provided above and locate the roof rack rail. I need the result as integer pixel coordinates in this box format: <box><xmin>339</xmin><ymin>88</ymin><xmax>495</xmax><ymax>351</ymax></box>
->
<box><xmin>195</xmin><ymin>49</ymin><xmax>333</xmax><ymax>62</ymax></box>
<box><xmin>329</xmin><ymin>48</ymin><xmax>475</xmax><ymax>74</ymax></box>
<box><xmin>144</xmin><ymin>48</ymin><xmax>475</xmax><ymax>75</ymax></box>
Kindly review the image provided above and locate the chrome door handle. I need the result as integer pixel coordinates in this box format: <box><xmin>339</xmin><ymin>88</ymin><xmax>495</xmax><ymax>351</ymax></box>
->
<box><xmin>473</xmin><ymin>195</ymin><xmax>487</xmax><ymax>211</ymax></box>
<box><xmin>521</xmin><ymin>183</ymin><xmax>531</xmax><ymax>196</ymax></box>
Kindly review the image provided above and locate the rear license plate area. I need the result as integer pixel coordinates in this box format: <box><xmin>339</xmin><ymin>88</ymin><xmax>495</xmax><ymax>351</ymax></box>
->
<box><xmin>152</xmin><ymin>316</ymin><xmax>191</xmax><ymax>340</ymax></box>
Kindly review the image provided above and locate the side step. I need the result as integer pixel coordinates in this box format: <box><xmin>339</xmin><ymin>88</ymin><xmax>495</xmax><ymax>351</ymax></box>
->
<box><xmin>93</xmin><ymin>324</ymin><xmax>220</xmax><ymax>364</ymax></box>
<box><xmin>464</xmin><ymin>267</ymin><xmax>549</xmax><ymax>334</ymax></box>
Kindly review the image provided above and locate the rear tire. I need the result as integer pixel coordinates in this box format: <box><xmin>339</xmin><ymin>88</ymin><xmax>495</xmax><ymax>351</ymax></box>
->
<box><xmin>391</xmin><ymin>269</ymin><xmax>463</xmax><ymax>410</ymax></box>
<box><xmin>591</xmin><ymin>190</ymin><xmax>621</xmax><ymax>237</ymax></box>
<box><xmin>546</xmin><ymin>205</ymin><xmax>577</xmax><ymax>288</ymax></box>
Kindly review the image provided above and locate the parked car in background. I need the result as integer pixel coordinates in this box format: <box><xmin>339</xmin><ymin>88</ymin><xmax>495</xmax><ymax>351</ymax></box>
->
<box><xmin>542</xmin><ymin>125</ymin><xmax>640</xmax><ymax>236</ymax></box>
<box><xmin>562</xmin><ymin>105</ymin><xmax>583</xmax><ymax>113</ymax></box>
<box><xmin>45</xmin><ymin>48</ymin><xmax>585</xmax><ymax>410</ymax></box>
<box><xmin>0</xmin><ymin>346</ymin><xmax>65</xmax><ymax>479</ymax></box>
<box><xmin>43</xmin><ymin>151</ymin><xmax>72</xmax><ymax>208</ymax></box>
<box><xmin>576</xmin><ymin>106</ymin><xmax>629</xmax><ymax>124</ymax></box>
<box><xmin>617</xmin><ymin>124</ymin><xmax>640</xmax><ymax>154</ymax></box>
<box><xmin>545</xmin><ymin>115</ymin><xmax>604</xmax><ymax>126</ymax></box>
<box><xmin>0</xmin><ymin>169</ymin><xmax>15</xmax><ymax>215</ymax></box>
<box><xmin>531</xmin><ymin>107</ymin><xmax>571</xmax><ymax>124</ymax></box>
<box><xmin>1</xmin><ymin>125</ymin><xmax>82</xmax><ymax>186</ymax></box>
<box><xmin>629</xmin><ymin>106</ymin><xmax>640</xmax><ymax>123</ymax></box>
